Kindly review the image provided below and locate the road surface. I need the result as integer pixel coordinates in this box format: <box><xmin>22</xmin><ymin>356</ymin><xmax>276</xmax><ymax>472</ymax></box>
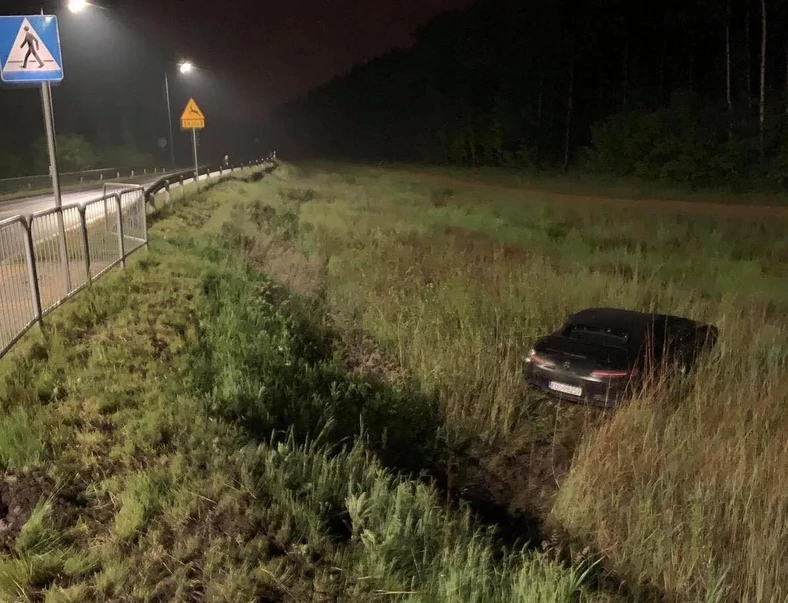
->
<box><xmin>0</xmin><ymin>179</ymin><xmax>159</xmax><ymax>221</ymax></box>
<box><xmin>0</xmin><ymin>167</ymin><xmax>232</xmax><ymax>230</ymax></box>
<box><xmin>0</xmin><ymin>165</ymin><xmax>233</xmax><ymax>221</ymax></box>
<box><xmin>0</xmin><ymin>167</ymin><xmax>237</xmax><ymax>259</ymax></box>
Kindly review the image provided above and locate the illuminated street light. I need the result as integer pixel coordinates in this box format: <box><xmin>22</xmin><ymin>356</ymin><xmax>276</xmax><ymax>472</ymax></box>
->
<box><xmin>165</xmin><ymin>62</ymin><xmax>197</xmax><ymax>166</ymax></box>
<box><xmin>67</xmin><ymin>0</ymin><xmax>88</xmax><ymax>13</ymax></box>
<box><xmin>62</xmin><ymin>2</ymin><xmax>196</xmax><ymax>168</ymax></box>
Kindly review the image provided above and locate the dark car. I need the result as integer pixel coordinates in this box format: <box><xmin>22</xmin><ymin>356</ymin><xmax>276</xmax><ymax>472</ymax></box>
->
<box><xmin>524</xmin><ymin>307</ymin><xmax>718</xmax><ymax>407</ymax></box>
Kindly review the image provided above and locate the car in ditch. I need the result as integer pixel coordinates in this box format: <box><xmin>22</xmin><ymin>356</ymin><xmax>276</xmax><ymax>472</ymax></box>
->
<box><xmin>523</xmin><ymin>307</ymin><xmax>718</xmax><ymax>407</ymax></box>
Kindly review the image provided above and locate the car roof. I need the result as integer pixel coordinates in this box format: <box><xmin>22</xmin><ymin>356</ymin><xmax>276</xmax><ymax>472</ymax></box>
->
<box><xmin>565</xmin><ymin>308</ymin><xmax>697</xmax><ymax>334</ymax></box>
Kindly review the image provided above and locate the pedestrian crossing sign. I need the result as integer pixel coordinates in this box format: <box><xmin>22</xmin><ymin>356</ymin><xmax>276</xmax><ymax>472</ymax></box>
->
<box><xmin>180</xmin><ymin>98</ymin><xmax>206</xmax><ymax>130</ymax></box>
<box><xmin>0</xmin><ymin>16</ymin><xmax>64</xmax><ymax>84</ymax></box>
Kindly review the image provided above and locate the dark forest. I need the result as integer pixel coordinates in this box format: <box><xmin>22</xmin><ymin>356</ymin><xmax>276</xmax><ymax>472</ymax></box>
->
<box><xmin>267</xmin><ymin>0</ymin><xmax>788</xmax><ymax>189</ymax></box>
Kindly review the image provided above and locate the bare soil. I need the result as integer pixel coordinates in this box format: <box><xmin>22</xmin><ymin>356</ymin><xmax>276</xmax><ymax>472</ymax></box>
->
<box><xmin>0</xmin><ymin>469</ymin><xmax>88</xmax><ymax>553</ymax></box>
<box><xmin>410</xmin><ymin>170</ymin><xmax>788</xmax><ymax>221</ymax></box>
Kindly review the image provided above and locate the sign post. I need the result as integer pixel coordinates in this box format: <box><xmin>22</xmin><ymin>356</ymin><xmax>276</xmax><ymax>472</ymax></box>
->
<box><xmin>180</xmin><ymin>98</ymin><xmax>205</xmax><ymax>190</ymax></box>
<box><xmin>0</xmin><ymin>15</ymin><xmax>70</xmax><ymax>293</ymax></box>
<box><xmin>192</xmin><ymin>129</ymin><xmax>199</xmax><ymax>187</ymax></box>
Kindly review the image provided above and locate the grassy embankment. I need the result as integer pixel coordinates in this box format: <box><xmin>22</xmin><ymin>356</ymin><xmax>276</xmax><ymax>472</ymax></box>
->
<box><xmin>0</xmin><ymin>171</ymin><xmax>600</xmax><ymax>601</ymax></box>
<box><xmin>239</xmin><ymin>163</ymin><xmax>788</xmax><ymax>603</ymax></box>
<box><xmin>2</xmin><ymin>162</ymin><xmax>786</xmax><ymax>601</ymax></box>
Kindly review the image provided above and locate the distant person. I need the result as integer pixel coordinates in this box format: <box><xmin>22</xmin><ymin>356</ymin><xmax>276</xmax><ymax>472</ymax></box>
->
<box><xmin>223</xmin><ymin>154</ymin><xmax>230</xmax><ymax>167</ymax></box>
<box><xmin>21</xmin><ymin>26</ymin><xmax>44</xmax><ymax>69</ymax></box>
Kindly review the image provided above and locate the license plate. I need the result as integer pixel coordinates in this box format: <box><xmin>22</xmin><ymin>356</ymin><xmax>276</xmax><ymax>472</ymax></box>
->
<box><xmin>548</xmin><ymin>381</ymin><xmax>583</xmax><ymax>397</ymax></box>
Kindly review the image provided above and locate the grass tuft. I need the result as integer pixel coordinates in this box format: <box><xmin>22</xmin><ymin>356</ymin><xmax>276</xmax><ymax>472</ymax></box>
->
<box><xmin>0</xmin><ymin>408</ymin><xmax>47</xmax><ymax>470</ymax></box>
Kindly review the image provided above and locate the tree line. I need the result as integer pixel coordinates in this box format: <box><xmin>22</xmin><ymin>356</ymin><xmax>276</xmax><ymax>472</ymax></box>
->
<box><xmin>267</xmin><ymin>0</ymin><xmax>788</xmax><ymax>189</ymax></box>
<box><xmin>0</xmin><ymin>135</ymin><xmax>155</xmax><ymax>179</ymax></box>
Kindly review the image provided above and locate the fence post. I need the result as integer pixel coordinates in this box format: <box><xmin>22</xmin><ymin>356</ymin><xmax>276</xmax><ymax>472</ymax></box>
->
<box><xmin>141</xmin><ymin>190</ymin><xmax>149</xmax><ymax>251</ymax></box>
<box><xmin>164</xmin><ymin>180</ymin><xmax>171</xmax><ymax>204</ymax></box>
<box><xmin>180</xmin><ymin>176</ymin><xmax>184</xmax><ymax>197</ymax></box>
<box><xmin>103</xmin><ymin>189</ymin><xmax>111</xmax><ymax>231</ymax></box>
<box><xmin>54</xmin><ymin>208</ymin><xmax>72</xmax><ymax>297</ymax></box>
<box><xmin>22</xmin><ymin>217</ymin><xmax>43</xmax><ymax>325</ymax></box>
<box><xmin>115</xmin><ymin>194</ymin><xmax>126</xmax><ymax>268</ymax></box>
<box><xmin>78</xmin><ymin>206</ymin><xmax>91</xmax><ymax>286</ymax></box>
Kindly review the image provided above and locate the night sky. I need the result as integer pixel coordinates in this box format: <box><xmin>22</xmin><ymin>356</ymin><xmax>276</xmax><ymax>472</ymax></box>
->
<box><xmin>0</xmin><ymin>0</ymin><xmax>470</xmax><ymax>168</ymax></box>
<box><xmin>111</xmin><ymin>0</ymin><xmax>471</xmax><ymax>115</ymax></box>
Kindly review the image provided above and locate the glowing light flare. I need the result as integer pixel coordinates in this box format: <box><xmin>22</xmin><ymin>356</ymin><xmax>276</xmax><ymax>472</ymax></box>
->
<box><xmin>67</xmin><ymin>0</ymin><xmax>89</xmax><ymax>14</ymax></box>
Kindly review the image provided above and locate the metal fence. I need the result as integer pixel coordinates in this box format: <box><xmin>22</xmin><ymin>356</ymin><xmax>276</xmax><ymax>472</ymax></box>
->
<box><xmin>0</xmin><ymin>185</ymin><xmax>147</xmax><ymax>357</ymax></box>
<box><xmin>0</xmin><ymin>167</ymin><xmax>174</xmax><ymax>197</ymax></box>
<box><xmin>0</xmin><ymin>158</ymin><xmax>278</xmax><ymax>360</ymax></box>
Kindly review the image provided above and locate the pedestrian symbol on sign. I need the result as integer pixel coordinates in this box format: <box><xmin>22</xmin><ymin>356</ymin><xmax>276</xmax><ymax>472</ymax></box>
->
<box><xmin>0</xmin><ymin>17</ymin><xmax>63</xmax><ymax>81</ymax></box>
<box><xmin>21</xmin><ymin>26</ymin><xmax>45</xmax><ymax>69</ymax></box>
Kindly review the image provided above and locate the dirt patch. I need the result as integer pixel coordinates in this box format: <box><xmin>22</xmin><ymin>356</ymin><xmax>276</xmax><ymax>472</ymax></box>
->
<box><xmin>409</xmin><ymin>170</ymin><xmax>788</xmax><ymax>221</ymax></box>
<box><xmin>336</xmin><ymin>329</ymin><xmax>409</xmax><ymax>382</ymax></box>
<box><xmin>456</xmin><ymin>401</ymin><xmax>604</xmax><ymax>522</ymax></box>
<box><xmin>246</xmin><ymin>230</ymin><xmax>327</xmax><ymax>299</ymax></box>
<box><xmin>0</xmin><ymin>469</ymin><xmax>88</xmax><ymax>552</ymax></box>
<box><xmin>438</xmin><ymin>226</ymin><xmax>565</xmax><ymax>278</ymax></box>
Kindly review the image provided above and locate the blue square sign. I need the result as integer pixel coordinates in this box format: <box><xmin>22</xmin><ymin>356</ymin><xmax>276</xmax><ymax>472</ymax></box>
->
<box><xmin>0</xmin><ymin>15</ymin><xmax>64</xmax><ymax>84</ymax></box>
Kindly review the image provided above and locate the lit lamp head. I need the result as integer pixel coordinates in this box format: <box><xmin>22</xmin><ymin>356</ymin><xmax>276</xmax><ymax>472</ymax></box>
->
<box><xmin>67</xmin><ymin>0</ymin><xmax>89</xmax><ymax>14</ymax></box>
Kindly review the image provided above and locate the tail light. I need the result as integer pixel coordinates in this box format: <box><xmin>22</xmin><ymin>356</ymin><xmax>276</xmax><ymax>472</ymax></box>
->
<box><xmin>525</xmin><ymin>349</ymin><xmax>550</xmax><ymax>366</ymax></box>
<box><xmin>591</xmin><ymin>368</ymin><xmax>640</xmax><ymax>379</ymax></box>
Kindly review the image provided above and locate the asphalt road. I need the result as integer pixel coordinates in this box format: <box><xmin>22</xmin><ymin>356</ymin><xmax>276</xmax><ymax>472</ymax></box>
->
<box><xmin>0</xmin><ymin>168</ymin><xmax>238</xmax><ymax>256</ymax></box>
<box><xmin>0</xmin><ymin>178</ymin><xmax>159</xmax><ymax>221</ymax></box>
<box><xmin>0</xmin><ymin>166</ymin><xmax>237</xmax><ymax>222</ymax></box>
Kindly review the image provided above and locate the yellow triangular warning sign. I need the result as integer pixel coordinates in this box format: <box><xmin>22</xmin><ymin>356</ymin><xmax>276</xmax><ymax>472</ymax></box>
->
<box><xmin>180</xmin><ymin>98</ymin><xmax>205</xmax><ymax>130</ymax></box>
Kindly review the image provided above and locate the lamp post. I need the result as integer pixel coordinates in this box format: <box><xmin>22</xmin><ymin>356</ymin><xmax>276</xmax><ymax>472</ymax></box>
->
<box><xmin>164</xmin><ymin>61</ymin><xmax>194</xmax><ymax>167</ymax></box>
<box><xmin>63</xmin><ymin>2</ymin><xmax>195</xmax><ymax>169</ymax></box>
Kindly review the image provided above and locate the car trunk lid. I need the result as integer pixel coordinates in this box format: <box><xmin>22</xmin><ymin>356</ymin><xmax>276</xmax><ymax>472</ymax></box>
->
<box><xmin>532</xmin><ymin>335</ymin><xmax>631</xmax><ymax>375</ymax></box>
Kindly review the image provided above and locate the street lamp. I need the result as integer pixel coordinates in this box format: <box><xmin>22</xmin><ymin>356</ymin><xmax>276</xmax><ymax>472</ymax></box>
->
<box><xmin>67</xmin><ymin>0</ymin><xmax>88</xmax><ymax>13</ymax></box>
<box><xmin>64</xmin><ymin>2</ymin><xmax>191</xmax><ymax>168</ymax></box>
<box><xmin>164</xmin><ymin>61</ymin><xmax>195</xmax><ymax>167</ymax></box>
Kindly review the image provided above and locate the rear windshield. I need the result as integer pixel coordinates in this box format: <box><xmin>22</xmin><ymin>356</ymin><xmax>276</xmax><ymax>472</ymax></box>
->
<box><xmin>562</xmin><ymin>324</ymin><xmax>629</xmax><ymax>348</ymax></box>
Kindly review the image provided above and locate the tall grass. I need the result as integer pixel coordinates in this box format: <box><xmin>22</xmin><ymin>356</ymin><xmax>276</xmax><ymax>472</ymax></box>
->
<box><xmin>554</xmin><ymin>322</ymin><xmax>788</xmax><ymax>602</ymax></box>
<box><xmin>246</xmin><ymin>163</ymin><xmax>788</xmax><ymax>601</ymax></box>
<box><xmin>0</xmin><ymin>179</ymin><xmax>603</xmax><ymax>600</ymax></box>
<box><xmin>239</xmin><ymin>432</ymin><xmax>596</xmax><ymax>602</ymax></box>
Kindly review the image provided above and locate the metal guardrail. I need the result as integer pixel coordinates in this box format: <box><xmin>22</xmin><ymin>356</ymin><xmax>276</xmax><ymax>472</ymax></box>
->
<box><xmin>143</xmin><ymin>157</ymin><xmax>275</xmax><ymax>206</ymax></box>
<box><xmin>0</xmin><ymin>156</ymin><xmax>277</xmax><ymax>360</ymax></box>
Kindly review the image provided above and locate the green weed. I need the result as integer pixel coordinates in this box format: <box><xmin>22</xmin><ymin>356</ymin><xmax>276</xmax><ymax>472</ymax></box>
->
<box><xmin>0</xmin><ymin>407</ymin><xmax>47</xmax><ymax>470</ymax></box>
<box><xmin>245</xmin><ymin>162</ymin><xmax>788</xmax><ymax>602</ymax></box>
<box><xmin>0</xmin><ymin>172</ymin><xmax>602</xmax><ymax>600</ymax></box>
